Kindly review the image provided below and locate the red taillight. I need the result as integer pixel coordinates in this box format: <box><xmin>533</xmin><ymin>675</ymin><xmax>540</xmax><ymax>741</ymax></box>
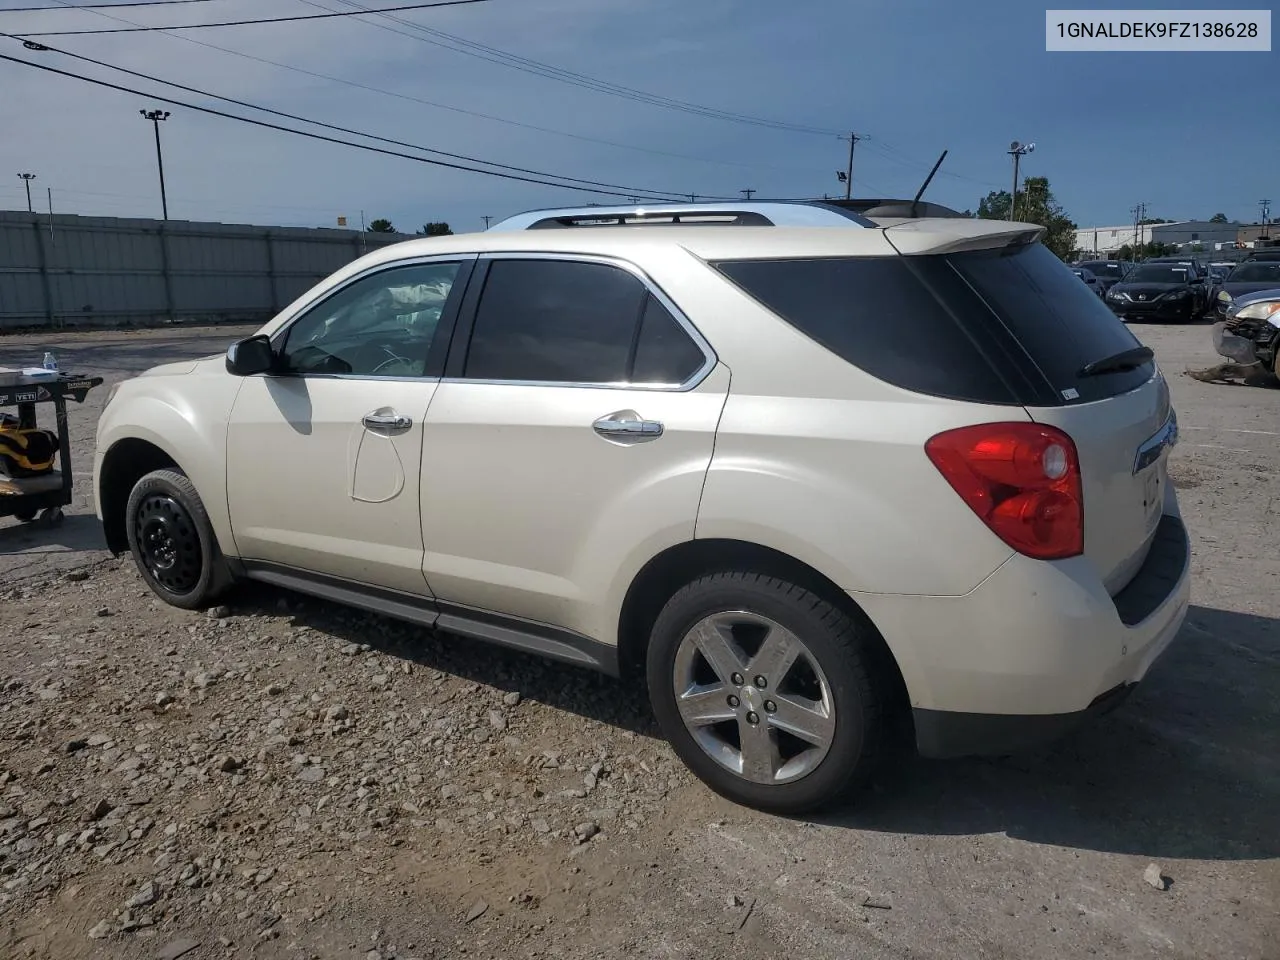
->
<box><xmin>925</xmin><ymin>422</ymin><xmax>1084</xmax><ymax>560</ymax></box>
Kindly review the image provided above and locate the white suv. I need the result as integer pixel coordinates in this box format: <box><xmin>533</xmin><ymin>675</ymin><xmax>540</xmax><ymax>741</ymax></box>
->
<box><xmin>95</xmin><ymin>206</ymin><xmax>1189</xmax><ymax>812</ymax></box>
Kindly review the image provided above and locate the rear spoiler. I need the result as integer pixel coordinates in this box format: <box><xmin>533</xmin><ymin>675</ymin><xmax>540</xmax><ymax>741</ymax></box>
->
<box><xmin>881</xmin><ymin>219</ymin><xmax>1046</xmax><ymax>256</ymax></box>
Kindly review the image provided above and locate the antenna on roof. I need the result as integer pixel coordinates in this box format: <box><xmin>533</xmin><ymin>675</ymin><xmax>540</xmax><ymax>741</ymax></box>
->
<box><xmin>910</xmin><ymin>150</ymin><xmax>948</xmax><ymax>218</ymax></box>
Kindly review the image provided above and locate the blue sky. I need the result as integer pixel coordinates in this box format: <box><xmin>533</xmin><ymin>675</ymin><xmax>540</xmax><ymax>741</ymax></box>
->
<box><xmin>0</xmin><ymin>0</ymin><xmax>1274</xmax><ymax>232</ymax></box>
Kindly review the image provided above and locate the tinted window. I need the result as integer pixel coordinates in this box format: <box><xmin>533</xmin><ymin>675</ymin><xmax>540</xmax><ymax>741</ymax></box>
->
<box><xmin>948</xmin><ymin>242</ymin><xmax>1151</xmax><ymax>402</ymax></box>
<box><xmin>714</xmin><ymin>257</ymin><xmax>1019</xmax><ymax>404</ymax></box>
<box><xmin>1228</xmin><ymin>262</ymin><xmax>1280</xmax><ymax>282</ymax></box>
<box><xmin>464</xmin><ymin>260</ymin><xmax>646</xmax><ymax>383</ymax></box>
<box><xmin>1126</xmin><ymin>265</ymin><xmax>1190</xmax><ymax>283</ymax></box>
<box><xmin>280</xmin><ymin>261</ymin><xmax>460</xmax><ymax>377</ymax></box>
<box><xmin>631</xmin><ymin>295</ymin><xmax>706</xmax><ymax>383</ymax></box>
<box><xmin>715</xmin><ymin>242</ymin><xmax>1152</xmax><ymax>406</ymax></box>
<box><xmin>1079</xmin><ymin>261</ymin><xmax>1128</xmax><ymax>280</ymax></box>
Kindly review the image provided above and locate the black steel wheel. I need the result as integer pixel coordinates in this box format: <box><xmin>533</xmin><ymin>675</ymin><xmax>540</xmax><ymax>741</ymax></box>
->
<box><xmin>125</xmin><ymin>468</ymin><xmax>232</xmax><ymax>609</ymax></box>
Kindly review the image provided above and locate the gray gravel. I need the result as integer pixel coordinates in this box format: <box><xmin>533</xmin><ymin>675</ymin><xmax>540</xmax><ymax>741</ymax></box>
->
<box><xmin>0</xmin><ymin>321</ymin><xmax>1277</xmax><ymax>960</ymax></box>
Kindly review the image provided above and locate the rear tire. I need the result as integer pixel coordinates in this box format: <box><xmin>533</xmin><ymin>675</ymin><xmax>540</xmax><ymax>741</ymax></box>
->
<box><xmin>646</xmin><ymin>572</ymin><xmax>889</xmax><ymax>814</ymax></box>
<box><xmin>125</xmin><ymin>468</ymin><xmax>232</xmax><ymax>610</ymax></box>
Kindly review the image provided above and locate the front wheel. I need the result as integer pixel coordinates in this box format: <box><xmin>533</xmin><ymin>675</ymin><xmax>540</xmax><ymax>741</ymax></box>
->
<box><xmin>646</xmin><ymin>572</ymin><xmax>889</xmax><ymax>814</ymax></box>
<box><xmin>125</xmin><ymin>468</ymin><xmax>231</xmax><ymax>610</ymax></box>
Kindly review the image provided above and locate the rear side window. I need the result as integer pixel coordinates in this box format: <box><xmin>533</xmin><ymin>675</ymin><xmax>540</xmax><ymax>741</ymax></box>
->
<box><xmin>462</xmin><ymin>259</ymin><xmax>707</xmax><ymax>386</ymax></box>
<box><xmin>714</xmin><ymin>242</ymin><xmax>1152</xmax><ymax>406</ymax></box>
<box><xmin>713</xmin><ymin>257</ymin><xmax>1019</xmax><ymax>404</ymax></box>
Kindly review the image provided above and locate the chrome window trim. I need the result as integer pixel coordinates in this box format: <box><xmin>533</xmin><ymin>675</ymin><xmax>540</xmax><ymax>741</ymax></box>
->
<box><xmin>442</xmin><ymin>251</ymin><xmax>719</xmax><ymax>393</ymax></box>
<box><xmin>261</xmin><ymin>253</ymin><xmax>478</xmax><ymax>382</ymax></box>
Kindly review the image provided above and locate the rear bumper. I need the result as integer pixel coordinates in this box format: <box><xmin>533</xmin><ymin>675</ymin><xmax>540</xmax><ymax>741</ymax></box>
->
<box><xmin>913</xmin><ymin>682</ymin><xmax>1136</xmax><ymax>758</ymax></box>
<box><xmin>854</xmin><ymin>494</ymin><xmax>1191</xmax><ymax>758</ymax></box>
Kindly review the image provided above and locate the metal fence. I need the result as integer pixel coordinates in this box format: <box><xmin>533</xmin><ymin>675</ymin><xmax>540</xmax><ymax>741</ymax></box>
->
<box><xmin>0</xmin><ymin>210</ymin><xmax>409</xmax><ymax>331</ymax></box>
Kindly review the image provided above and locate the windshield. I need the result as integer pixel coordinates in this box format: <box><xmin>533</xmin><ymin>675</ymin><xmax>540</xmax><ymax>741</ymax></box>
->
<box><xmin>1080</xmin><ymin>262</ymin><xmax>1128</xmax><ymax>279</ymax></box>
<box><xmin>1228</xmin><ymin>262</ymin><xmax>1280</xmax><ymax>283</ymax></box>
<box><xmin>1126</xmin><ymin>265</ymin><xmax>1190</xmax><ymax>284</ymax></box>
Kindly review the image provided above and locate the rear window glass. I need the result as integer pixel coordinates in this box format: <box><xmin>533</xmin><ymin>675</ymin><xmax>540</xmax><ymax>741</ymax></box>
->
<box><xmin>713</xmin><ymin>242</ymin><xmax>1152</xmax><ymax>407</ymax></box>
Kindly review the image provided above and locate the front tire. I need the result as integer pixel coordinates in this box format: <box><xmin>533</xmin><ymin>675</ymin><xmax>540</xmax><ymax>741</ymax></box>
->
<box><xmin>646</xmin><ymin>572</ymin><xmax>889</xmax><ymax>814</ymax></box>
<box><xmin>125</xmin><ymin>468</ymin><xmax>231</xmax><ymax>610</ymax></box>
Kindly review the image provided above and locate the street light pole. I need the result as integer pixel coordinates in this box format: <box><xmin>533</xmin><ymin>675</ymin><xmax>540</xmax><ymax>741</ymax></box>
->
<box><xmin>1007</xmin><ymin>140</ymin><xmax>1034</xmax><ymax>221</ymax></box>
<box><xmin>17</xmin><ymin>172</ymin><xmax>36</xmax><ymax>213</ymax></box>
<box><xmin>140</xmin><ymin>109</ymin><xmax>171</xmax><ymax>220</ymax></box>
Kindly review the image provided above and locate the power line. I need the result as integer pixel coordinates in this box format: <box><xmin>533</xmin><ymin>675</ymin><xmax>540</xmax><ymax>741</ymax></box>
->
<box><xmin>19</xmin><ymin>0</ymin><xmax>492</xmax><ymax>36</ymax></box>
<box><xmin>23</xmin><ymin>2</ymin><xmax>822</xmax><ymax>178</ymax></box>
<box><xmin>9</xmin><ymin>36</ymin><xmax>707</xmax><ymax>198</ymax></box>
<box><xmin>2</xmin><ymin>0</ymin><xmax>225</xmax><ymax>11</ymax></box>
<box><xmin>300</xmin><ymin>0</ymin><xmax>843</xmax><ymax>137</ymax></box>
<box><xmin>0</xmin><ymin>51</ymin><xmax>690</xmax><ymax>201</ymax></box>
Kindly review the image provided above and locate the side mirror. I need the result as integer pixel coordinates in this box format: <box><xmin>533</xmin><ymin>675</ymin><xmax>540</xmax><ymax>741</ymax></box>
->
<box><xmin>226</xmin><ymin>334</ymin><xmax>276</xmax><ymax>376</ymax></box>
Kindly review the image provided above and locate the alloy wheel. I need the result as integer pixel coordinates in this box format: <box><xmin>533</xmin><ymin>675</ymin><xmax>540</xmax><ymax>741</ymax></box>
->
<box><xmin>671</xmin><ymin>611</ymin><xmax>835</xmax><ymax>785</ymax></box>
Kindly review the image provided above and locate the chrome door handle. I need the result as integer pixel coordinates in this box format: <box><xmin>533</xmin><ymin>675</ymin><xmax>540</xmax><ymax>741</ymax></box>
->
<box><xmin>593</xmin><ymin>411</ymin><xmax>663</xmax><ymax>443</ymax></box>
<box><xmin>362</xmin><ymin>411</ymin><xmax>412</xmax><ymax>432</ymax></box>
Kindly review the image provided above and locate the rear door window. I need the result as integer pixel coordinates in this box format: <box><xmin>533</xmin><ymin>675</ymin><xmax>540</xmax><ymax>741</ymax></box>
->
<box><xmin>460</xmin><ymin>258</ymin><xmax>708</xmax><ymax>387</ymax></box>
<box><xmin>463</xmin><ymin>259</ymin><xmax>645</xmax><ymax>384</ymax></box>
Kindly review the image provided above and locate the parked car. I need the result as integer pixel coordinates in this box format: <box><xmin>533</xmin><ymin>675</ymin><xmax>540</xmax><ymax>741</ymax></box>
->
<box><xmin>95</xmin><ymin>204</ymin><xmax>1188</xmax><ymax>813</ymax></box>
<box><xmin>1219</xmin><ymin>287</ymin><xmax>1280</xmax><ymax>375</ymax></box>
<box><xmin>1243</xmin><ymin>249</ymin><xmax>1280</xmax><ymax>263</ymax></box>
<box><xmin>1213</xmin><ymin>260</ymin><xmax>1280</xmax><ymax>317</ymax></box>
<box><xmin>1106</xmin><ymin>261</ymin><xmax>1210</xmax><ymax>321</ymax></box>
<box><xmin>1072</xmin><ymin>266</ymin><xmax>1107</xmax><ymax>299</ymax></box>
<box><xmin>1072</xmin><ymin>260</ymin><xmax>1131</xmax><ymax>295</ymax></box>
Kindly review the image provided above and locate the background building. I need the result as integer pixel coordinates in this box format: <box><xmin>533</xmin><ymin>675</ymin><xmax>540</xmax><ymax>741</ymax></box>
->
<box><xmin>1074</xmin><ymin>219</ymin><xmax>1242</xmax><ymax>257</ymax></box>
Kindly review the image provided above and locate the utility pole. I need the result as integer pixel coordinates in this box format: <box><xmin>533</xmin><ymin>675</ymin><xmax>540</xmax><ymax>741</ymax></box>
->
<box><xmin>1130</xmin><ymin>201</ymin><xmax>1146</xmax><ymax>261</ymax></box>
<box><xmin>740</xmin><ymin>188</ymin><xmax>756</xmax><ymax>200</ymax></box>
<box><xmin>1261</xmin><ymin>199</ymin><xmax>1272</xmax><ymax>240</ymax></box>
<box><xmin>838</xmin><ymin>133</ymin><xmax>861</xmax><ymax>200</ymax></box>
<box><xmin>1007</xmin><ymin>141</ymin><xmax>1035</xmax><ymax>221</ymax></box>
<box><xmin>688</xmin><ymin>194</ymin><xmax>697</xmax><ymax>203</ymax></box>
<box><xmin>17</xmin><ymin>172</ymin><xmax>36</xmax><ymax>213</ymax></box>
<box><xmin>140</xmin><ymin>109</ymin><xmax>171</xmax><ymax>220</ymax></box>
<box><xmin>481</xmin><ymin>215</ymin><xmax>493</xmax><ymax>229</ymax></box>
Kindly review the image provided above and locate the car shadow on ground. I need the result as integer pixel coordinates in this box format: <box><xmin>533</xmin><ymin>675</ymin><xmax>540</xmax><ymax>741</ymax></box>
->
<box><xmin>823</xmin><ymin>604</ymin><xmax>1280</xmax><ymax>862</ymax></box>
<box><xmin>0</xmin><ymin>512</ymin><xmax>107</xmax><ymax>555</ymax></box>
<box><xmin>230</xmin><ymin>582</ymin><xmax>661</xmax><ymax>739</ymax></box>
<box><xmin>228</xmin><ymin>583</ymin><xmax>1279</xmax><ymax>861</ymax></box>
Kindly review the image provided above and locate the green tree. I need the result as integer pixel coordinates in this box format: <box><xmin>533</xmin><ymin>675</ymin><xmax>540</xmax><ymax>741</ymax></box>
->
<box><xmin>367</xmin><ymin>218</ymin><xmax>395</xmax><ymax>233</ymax></box>
<box><xmin>1139</xmin><ymin>217</ymin><xmax>1173</xmax><ymax>225</ymax></box>
<box><xmin>417</xmin><ymin>222</ymin><xmax>453</xmax><ymax>236</ymax></box>
<box><xmin>1209</xmin><ymin>212</ymin><xmax>1229</xmax><ymax>223</ymax></box>
<box><xmin>1114</xmin><ymin>240</ymin><xmax>1176</xmax><ymax>261</ymax></box>
<box><xmin>975</xmin><ymin>176</ymin><xmax>1077</xmax><ymax>260</ymax></box>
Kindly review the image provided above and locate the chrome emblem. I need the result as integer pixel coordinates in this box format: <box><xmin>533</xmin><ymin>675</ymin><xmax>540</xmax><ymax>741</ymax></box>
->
<box><xmin>1134</xmin><ymin>410</ymin><xmax>1178</xmax><ymax>475</ymax></box>
<box><xmin>1138</xmin><ymin>294</ymin><xmax>1147</xmax><ymax>301</ymax></box>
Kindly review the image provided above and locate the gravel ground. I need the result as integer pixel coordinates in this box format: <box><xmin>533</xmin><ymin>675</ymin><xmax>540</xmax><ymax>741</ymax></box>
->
<box><xmin>0</xmin><ymin>322</ymin><xmax>1277</xmax><ymax>960</ymax></box>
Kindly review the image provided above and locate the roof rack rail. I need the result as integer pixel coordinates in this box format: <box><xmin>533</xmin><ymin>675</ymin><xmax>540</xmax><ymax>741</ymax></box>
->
<box><xmin>487</xmin><ymin>200</ymin><xmax>875</xmax><ymax>232</ymax></box>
